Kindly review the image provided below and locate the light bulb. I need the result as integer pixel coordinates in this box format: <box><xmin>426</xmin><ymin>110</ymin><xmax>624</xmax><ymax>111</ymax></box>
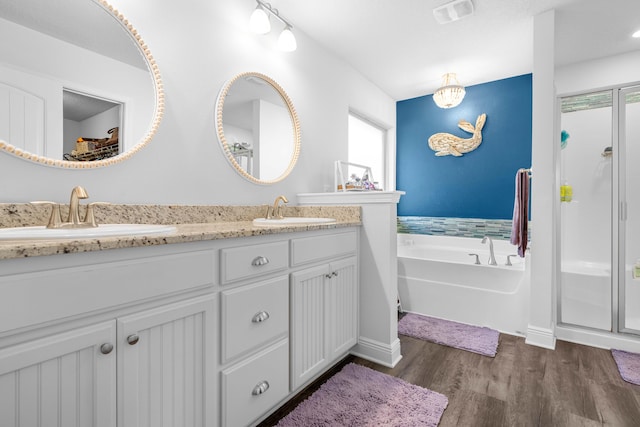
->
<box><xmin>633</xmin><ymin>29</ymin><xmax>640</xmax><ymax>38</ymax></box>
<box><xmin>277</xmin><ymin>26</ymin><xmax>297</xmax><ymax>52</ymax></box>
<box><xmin>249</xmin><ymin>6</ymin><xmax>270</xmax><ymax>34</ymax></box>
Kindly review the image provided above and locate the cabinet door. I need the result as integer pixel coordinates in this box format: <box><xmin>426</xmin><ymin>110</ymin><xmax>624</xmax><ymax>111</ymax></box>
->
<box><xmin>0</xmin><ymin>321</ymin><xmax>116</xmax><ymax>427</ymax></box>
<box><xmin>117</xmin><ymin>294</ymin><xmax>216</xmax><ymax>427</ymax></box>
<box><xmin>290</xmin><ymin>264</ymin><xmax>329</xmax><ymax>390</ymax></box>
<box><xmin>327</xmin><ymin>256</ymin><xmax>358</xmax><ymax>359</ymax></box>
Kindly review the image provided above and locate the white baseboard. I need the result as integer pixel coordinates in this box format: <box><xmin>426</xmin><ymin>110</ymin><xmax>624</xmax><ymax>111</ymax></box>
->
<box><xmin>350</xmin><ymin>336</ymin><xmax>402</xmax><ymax>368</ymax></box>
<box><xmin>525</xmin><ymin>324</ymin><xmax>556</xmax><ymax>349</ymax></box>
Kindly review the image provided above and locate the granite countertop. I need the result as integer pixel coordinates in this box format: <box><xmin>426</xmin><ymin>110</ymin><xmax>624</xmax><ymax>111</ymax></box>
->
<box><xmin>0</xmin><ymin>204</ymin><xmax>361</xmax><ymax>260</ymax></box>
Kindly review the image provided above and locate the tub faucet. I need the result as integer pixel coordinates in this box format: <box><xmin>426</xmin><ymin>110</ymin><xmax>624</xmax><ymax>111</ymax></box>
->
<box><xmin>481</xmin><ymin>236</ymin><xmax>497</xmax><ymax>266</ymax></box>
<box><xmin>67</xmin><ymin>186</ymin><xmax>89</xmax><ymax>225</ymax></box>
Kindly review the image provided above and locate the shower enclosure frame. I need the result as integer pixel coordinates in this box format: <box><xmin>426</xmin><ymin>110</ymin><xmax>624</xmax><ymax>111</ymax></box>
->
<box><xmin>556</xmin><ymin>82</ymin><xmax>640</xmax><ymax>339</ymax></box>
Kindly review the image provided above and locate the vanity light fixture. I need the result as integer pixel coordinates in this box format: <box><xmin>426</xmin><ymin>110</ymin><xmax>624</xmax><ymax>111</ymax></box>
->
<box><xmin>249</xmin><ymin>2</ymin><xmax>271</xmax><ymax>34</ymax></box>
<box><xmin>249</xmin><ymin>0</ymin><xmax>297</xmax><ymax>52</ymax></box>
<box><xmin>433</xmin><ymin>73</ymin><xmax>466</xmax><ymax>109</ymax></box>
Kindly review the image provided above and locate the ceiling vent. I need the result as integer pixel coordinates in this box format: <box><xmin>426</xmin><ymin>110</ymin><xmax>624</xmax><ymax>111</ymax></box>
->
<box><xmin>433</xmin><ymin>0</ymin><xmax>475</xmax><ymax>24</ymax></box>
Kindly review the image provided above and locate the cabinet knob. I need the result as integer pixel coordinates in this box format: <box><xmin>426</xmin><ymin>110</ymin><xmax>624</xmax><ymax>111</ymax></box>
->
<box><xmin>325</xmin><ymin>273</ymin><xmax>333</xmax><ymax>279</ymax></box>
<box><xmin>251</xmin><ymin>310</ymin><xmax>270</xmax><ymax>323</ymax></box>
<box><xmin>251</xmin><ymin>256</ymin><xmax>270</xmax><ymax>266</ymax></box>
<box><xmin>127</xmin><ymin>334</ymin><xmax>140</xmax><ymax>345</ymax></box>
<box><xmin>100</xmin><ymin>343</ymin><xmax>114</xmax><ymax>355</ymax></box>
<box><xmin>252</xmin><ymin>380</ymin><xmax>270</xmax><ymax>396</ymax></box>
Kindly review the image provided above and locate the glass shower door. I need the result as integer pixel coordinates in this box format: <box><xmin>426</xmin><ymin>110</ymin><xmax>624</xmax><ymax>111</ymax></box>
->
<box><xmin>559</xmin><ymin>91</ymin><xmax>613</xmax><ymax>331</ymax></box>
<box><xmin>620</xmin><ymin>86</ymin><xmax>640</xmax><ymax>334</ymax></box>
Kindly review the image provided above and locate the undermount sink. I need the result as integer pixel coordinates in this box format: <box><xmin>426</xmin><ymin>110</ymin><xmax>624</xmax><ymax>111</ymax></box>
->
<box><xmin>252</xmin><ymin>217</ymin><xmax>336</xmax><ymax>227</ymax></box>
<box><xmin>0</xmin><ymin>224</ymin><xmax>177</xmax><ymax>240</ymax></box>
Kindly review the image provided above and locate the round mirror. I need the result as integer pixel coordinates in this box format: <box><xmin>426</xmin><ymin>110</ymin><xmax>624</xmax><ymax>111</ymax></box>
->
<box><xmin>0</xmin><ymin>0</ymin><xmax>163</xmax><ymax>168</ymax></box>
<box><xmin>215</xmin><ymin>72</ymin><xmax>300</xmax><ymax>184</ymax></box>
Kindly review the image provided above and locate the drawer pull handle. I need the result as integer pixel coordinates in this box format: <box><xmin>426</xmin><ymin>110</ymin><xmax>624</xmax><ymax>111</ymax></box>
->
<box><xmin>252</xmin><ymin>311</ymin><xmax>270</xmax><ymax>323</ymax></box>
<box><xmin>100</xmin><ymin>343</ymin><xmax>114</xmax><ymax>355</ymax></box>
<box><xmin>252</xmin><ymin>380</ymin><xmax>270</xmax><ymax>396</ymax></box>
<box><xmin>127</xmin><ymin>334</ymin><xmax>139</xmax><ymax>345</ymax></box>
<box><xmin>251</xmin><ymin>256</ymin><xmax>270</xmax><ymax>266</ymax></box>
<box><xmin>326</xmin><ymin>271</ymin><xmax>339</xmax><ymax>279</ymax></box>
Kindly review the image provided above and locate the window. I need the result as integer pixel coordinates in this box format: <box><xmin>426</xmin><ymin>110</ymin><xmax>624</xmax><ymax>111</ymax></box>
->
<box><xmin>348</xmin><ymin>112</ymin><xmax>386</xmax><ymax>189</ymax></box>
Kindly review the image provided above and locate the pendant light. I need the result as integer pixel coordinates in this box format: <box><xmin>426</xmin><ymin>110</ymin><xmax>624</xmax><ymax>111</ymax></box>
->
<box><xmin>433</xmin><ymin>73</ymin><xmax>466</xmax><ymax>109</ymax></box>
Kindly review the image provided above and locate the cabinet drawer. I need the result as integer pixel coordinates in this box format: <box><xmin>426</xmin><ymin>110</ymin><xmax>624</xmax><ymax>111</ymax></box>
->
<box><xmin>220</xmin><ymin>241</ymin><xmax>288</xmax><ymax>284</ymax></box>
<box><xmin>0</xmin><ymin>250</ymin><xmax>215</xmax><ymax>334</ymax></box>
<box><xmin>221</xmin><ymin>276</ymin><xmax>289</xmax><ymax>363</ymax></box>
<box><xmin>291</xmin><ymin>231</ymin><xmax>357</xmax><ymax>266</ymax></box>
<box><xmin>222</xmin><ymin>340</ymin><xmax>289</xmax><ymax>427</ymax></box>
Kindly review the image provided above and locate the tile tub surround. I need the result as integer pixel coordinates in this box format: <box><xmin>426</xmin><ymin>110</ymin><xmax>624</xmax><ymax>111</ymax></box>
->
<box><xmin>397</xmin><ymin>216</ymin><xmax>531</xmax><ymax>241</ymax></box>
<box><xmin>0</xmin><ymin>204</ymin><xmax>360</xmax><ymax>260</ymax></box>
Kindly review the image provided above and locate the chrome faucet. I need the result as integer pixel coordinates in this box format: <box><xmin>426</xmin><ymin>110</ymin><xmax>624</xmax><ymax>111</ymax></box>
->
<box><xmin>269</xmin><ymin>195</ymin><xmax>289</xmax><ymax>219</ymax></box>
<box><xmin>67</xmin><ymin>186</ymin><xmax>89</xmax><ymax>225</ymax></box>
<box><xmin>481</xmin><ymin>236</ymin><xmax>497</xmax><ymax>266</ymax></box>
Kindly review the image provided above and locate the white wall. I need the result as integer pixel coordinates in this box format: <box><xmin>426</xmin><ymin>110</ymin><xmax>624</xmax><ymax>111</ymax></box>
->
<box><xmin>0</xmin><ymin>0</ymin><xmax>395</xmax><ymax>205</ymax></box>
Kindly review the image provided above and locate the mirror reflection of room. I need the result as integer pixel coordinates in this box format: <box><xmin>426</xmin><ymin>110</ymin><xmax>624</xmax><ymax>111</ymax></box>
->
<box><xmin>221</xmin><ymin>75</ymin><xmax>295</xmax><ymax>181</ymax></box>
<box><xmin>0</xmin><ymin>0</ymin><xmax>156</xmax><ymax>165</ymax></box>
<box><xmin>62</xmin><ymin>90</ymin><xmax>122</xmax><ymax>161</ymax></box>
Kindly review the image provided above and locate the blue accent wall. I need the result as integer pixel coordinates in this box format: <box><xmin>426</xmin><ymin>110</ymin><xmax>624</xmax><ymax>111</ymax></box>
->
<box><xmin>397</xmin><ymin>74</ymin><xmax>532</xmax><ymax>219</ymax></box>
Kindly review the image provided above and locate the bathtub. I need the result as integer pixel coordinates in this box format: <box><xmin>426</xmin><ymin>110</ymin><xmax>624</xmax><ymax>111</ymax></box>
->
<box><xmin>397</xmin><ymin>234</ymin><xmax>529</xmax><ymax>336</ymax></box>
<box><xmin>560</xmin><ymin>261</ymin><xmax>611</xmax><ymax>331</ymax></box>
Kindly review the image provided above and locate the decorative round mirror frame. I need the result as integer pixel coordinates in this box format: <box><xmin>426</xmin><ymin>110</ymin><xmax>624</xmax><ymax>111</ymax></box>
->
<box><xmin>0</xmin><ymin>0</ymin><xmax>164</xmax><ymax>169</ymax></box>
<box><xmin>215</xmin><ymin>72</ymin><xmax>301</xmax><ymax>185</ymax></box>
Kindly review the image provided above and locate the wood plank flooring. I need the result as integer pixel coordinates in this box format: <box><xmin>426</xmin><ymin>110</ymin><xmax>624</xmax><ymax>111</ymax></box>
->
<box><xmin>259</xmin><ymin>334</ymin><xmax>640</xmax><ymax>426</ymax></box>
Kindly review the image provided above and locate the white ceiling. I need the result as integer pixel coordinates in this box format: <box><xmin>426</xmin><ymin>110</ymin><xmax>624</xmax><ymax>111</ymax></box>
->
<box><xmin>271</xmin><ymin>0</ymin><xmax>640</xmax><ymax>100</ymax></box>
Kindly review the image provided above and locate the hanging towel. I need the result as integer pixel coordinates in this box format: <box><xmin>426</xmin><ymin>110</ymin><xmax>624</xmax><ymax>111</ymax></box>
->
<box><xmin>510</xmin><ymin>169</ymin><xmax>529</xmax><ymax>257</ymax></box>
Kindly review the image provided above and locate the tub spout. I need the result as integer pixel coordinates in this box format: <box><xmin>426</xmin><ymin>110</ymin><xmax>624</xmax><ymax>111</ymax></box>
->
<box><xmin>481</xmin><ymin>236</ymin><xmax>497</xmax><ymax>266</ymax></box>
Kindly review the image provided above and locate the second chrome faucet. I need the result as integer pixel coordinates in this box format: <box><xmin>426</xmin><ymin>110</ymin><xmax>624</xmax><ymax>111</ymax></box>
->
<box><xmin>481</xmin><ymin>236</ymin><xmax>498</xmax><ymax>266</ymax></box>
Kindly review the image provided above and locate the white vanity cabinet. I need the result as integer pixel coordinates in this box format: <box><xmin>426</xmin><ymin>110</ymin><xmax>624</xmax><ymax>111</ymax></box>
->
<box><xmin>0</xmin><ymin>295</ymin><xmax>216</xmax><ymax>427</ymax></box>
<box><xmin>0</xmin><ymin>225</ymin><xmax>359</xmax><ymax>427</ymax></box>
<box><xmin>289</xmin><ymin>232</ymin><xmax>358</xmax><ymax>391</ymax></box>
<box><xmin>0</xmin><ymin>244</ymin><xmax>218</xmax><ymax>427</ymax></box>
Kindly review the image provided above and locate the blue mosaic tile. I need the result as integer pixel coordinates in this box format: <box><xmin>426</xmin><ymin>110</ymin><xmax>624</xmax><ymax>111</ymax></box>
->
<box><xmin>397</xmin><ymin>216</ymin><xmax>531</xmax><ymax>241</ymax></box>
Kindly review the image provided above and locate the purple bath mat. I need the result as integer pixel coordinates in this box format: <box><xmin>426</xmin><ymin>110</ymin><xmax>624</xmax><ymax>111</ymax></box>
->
<box><xmin>276</xmin><ymin>363</ymin><xmax>448</xmax><ymax>426</ymax></box>
<box><xmin>398</xmin><ymin>313</ymin><xmax>499</xmax><ymax>357</ymax></box>
<box><xmin>611</xmin><ymin>349</ymin><xmax>640</xmax><ymax>385</ymax></box>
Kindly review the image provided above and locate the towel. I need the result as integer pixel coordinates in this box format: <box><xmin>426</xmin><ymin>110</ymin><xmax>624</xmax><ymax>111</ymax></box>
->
<box><xmin>510</xmin><ymin>169</ymin><xmax>529</xmax><ymax>257</ymax></box>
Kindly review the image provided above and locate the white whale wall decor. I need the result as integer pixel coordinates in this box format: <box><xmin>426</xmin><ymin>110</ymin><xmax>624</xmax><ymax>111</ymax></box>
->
<box><xmin>428</xmin><ymin>113</ymin><xmax>487</xmax><ymax>157</ymax></box>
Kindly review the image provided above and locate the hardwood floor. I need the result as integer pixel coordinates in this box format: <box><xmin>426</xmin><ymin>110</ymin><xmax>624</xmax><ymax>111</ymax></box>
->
<box><xmin>259</xmin><ymin>334</ymin><xmax>640</xmax><ymax>426</ymax></box>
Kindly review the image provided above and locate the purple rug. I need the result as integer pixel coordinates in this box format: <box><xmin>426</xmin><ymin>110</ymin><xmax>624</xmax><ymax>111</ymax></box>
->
<box><xmin>611</xmin><ymin>349</ymin><xmax>640</xmax><ymax>385</ymax></box>
<box><xmin>276</xmin><ymin>363</ymin><xmax>448</xmax><ymax>426</ymax></box>
<box><xmin>398</xmin><ymin>313</ymin><xmax>499</xmax><ymax>357</ymax></box>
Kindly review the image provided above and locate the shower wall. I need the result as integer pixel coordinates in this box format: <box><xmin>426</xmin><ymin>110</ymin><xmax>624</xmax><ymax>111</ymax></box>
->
<box><xmin>560</xmin><ymin>106</ymin><xmax>612</xmax><ymax>265</ymax></box>
<box><xmin>559</xmin><ymin>94</ymin><xmax>612</xmax><ymax>331</ymax></box>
